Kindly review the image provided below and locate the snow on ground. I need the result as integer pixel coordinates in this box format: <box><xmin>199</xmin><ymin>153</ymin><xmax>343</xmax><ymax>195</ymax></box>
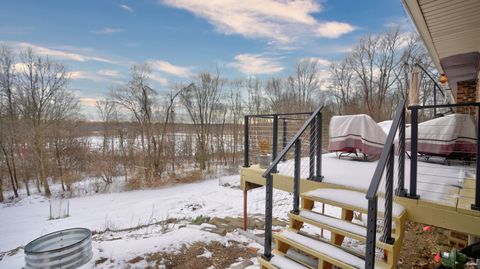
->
<box><xmin>0</xmin><ymin>175</ymin><xmax>301</xmax><ymax>268</ymax></box>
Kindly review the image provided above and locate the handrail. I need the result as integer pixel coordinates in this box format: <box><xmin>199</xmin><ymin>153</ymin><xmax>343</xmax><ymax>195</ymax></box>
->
<box><xmin>366</xmin><ymin>100</ymin><xmax>406</xmax><ymax>199</ymax></box>
<box><xmin>365</xmin><ymin>100</ymin><xmax>406</xmax><ymax>269</ymax></box>
<box><xmin>408</xmin><ymin>102</ymin><xmax>480</xmax><ymax>211</ymax></box>
<box><xmin>260</xmin><ymin>103</ymin><xmax>324</xmax><ymax>261</ymax></box>
<box><xmin>262</xmin><ymin>105</ymin><xmax>323</xmax><ymax>177</ymax></box>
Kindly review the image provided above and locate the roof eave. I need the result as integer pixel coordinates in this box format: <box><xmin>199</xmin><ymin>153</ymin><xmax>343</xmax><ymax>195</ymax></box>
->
<box><xmin>401</xmin><ymin>0</ymin><xmax>443</xmax><ymax>74</ymax></box>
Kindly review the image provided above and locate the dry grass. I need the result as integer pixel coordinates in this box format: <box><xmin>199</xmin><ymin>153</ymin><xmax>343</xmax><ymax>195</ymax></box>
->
<box><xmin>142</xmin><ymin>241</ymin><xmax>255</xmax><ymax>269</ymax></box>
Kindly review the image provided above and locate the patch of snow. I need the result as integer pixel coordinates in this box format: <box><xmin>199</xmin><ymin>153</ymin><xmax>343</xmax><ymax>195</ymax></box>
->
<box><xmin>299</xmin><ymin>210</ymin><xmax>367</xmax><ymax>236</ymax></box>
<box><xmin>270</xmin><ymin>254</ymin><xmax>308</xmax><ymax>269</ymax></box>
<box><xmin>197</xmin><ymin>248</ymin><xmax>214</xmax><ymax>258</ymax></box>
<box><xmin>304</xmin><ymin>188</ymin><xmax>405</xmax><ymax>217</ymax></box>
<box><xmin>280</xmin><ymin>230</ymin><xmax>374</xmax><ymax>269</ymax></box>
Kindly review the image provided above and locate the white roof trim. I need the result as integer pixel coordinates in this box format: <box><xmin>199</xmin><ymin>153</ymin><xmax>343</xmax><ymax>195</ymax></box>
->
<box><xmin>402</xmin><ymin>0</ymin><xmax>443</xmax><ymax>73</ymax></box>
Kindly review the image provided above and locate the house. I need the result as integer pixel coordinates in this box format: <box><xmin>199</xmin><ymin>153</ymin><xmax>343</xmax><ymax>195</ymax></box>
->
<box><xmin>240</xmin><ymin>0</ymin><xmax>480</xmax><ymax>268</ymax></box>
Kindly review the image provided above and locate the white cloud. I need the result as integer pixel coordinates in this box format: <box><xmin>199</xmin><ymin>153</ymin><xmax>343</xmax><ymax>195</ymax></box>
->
<box><xmin>148</xmin><ymin>60</ymin><xmax>193</xmax><ymax>77</ymax></box>
<box><xmin>91</xmin><ymin>27</ymin><xmax>125</xmax><ymax>35</ymax></box>
<box><xmin>150</xmin><ymin>73</ymin><xmax>169</xmax><ymax>86</ymax></box>
<box><xmin>230</xmin><ymin>53</ymin><xmax>284</xmax><ymax>75</ymax></box>
<box><xmin>97</xmin><ymin>69</ymin><xmax>122</xmax><ymax>78</ymax></box>
<box><xmin>301</xmin><ymin>57</ymin><xmax>331</xmax><ymax>66</ymax></box>
<box><xmin>315</xmin><ymin>22</ymin><xmax>355</xmax><ymax>38</ymax></box>
<box><xmin>160</xmin><ymin>0</ymin><xmax>355</xmax><ymax>44</ymax></box>
<box><xmin>69</xmin><ymin>69</ymin><xmax>123</xmax><ymax>82</ymax></box>
<box><xmin>11</xmin><ymin>42</ymin><xmax>116</xmax><ymax>64</ymax></box>
<box><xmin>80</xmin><ymin>97</ymin><xmax>98</xmax><ymax>107</ymax></box>
<box><xmin>119</xmin><ymin>4</ymin><xmax>135</xmax><ymax>13</ymax></box>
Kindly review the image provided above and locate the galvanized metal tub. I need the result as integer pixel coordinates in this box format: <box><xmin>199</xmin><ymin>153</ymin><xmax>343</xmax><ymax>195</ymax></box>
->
<box><xmin>24</xmin><ymin>228</ymin><xmax>92</xmax><ymax>269</ymax></box>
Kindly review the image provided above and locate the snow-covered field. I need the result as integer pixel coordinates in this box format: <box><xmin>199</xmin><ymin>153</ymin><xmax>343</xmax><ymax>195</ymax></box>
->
<box><xmin>0</xmin><ymin>175</ymin><xmax>299</xmax><ymax>269</ymax></box>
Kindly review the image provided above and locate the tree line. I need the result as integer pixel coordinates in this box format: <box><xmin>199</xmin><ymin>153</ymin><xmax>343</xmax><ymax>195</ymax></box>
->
<box><xmin>0</xmin><ymin>27</ymin><xmax>437</xmax><ymax>201</ymax></box>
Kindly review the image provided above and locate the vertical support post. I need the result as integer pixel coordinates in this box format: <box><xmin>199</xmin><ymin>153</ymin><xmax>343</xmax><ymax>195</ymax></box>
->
<box><xmin>472</xmin><ymin>106</ymin><xmax>480</xmax><ymax>210</ymax></box>
<box><xmin>382</xmin><ymin>144</ymin><xmax>395</xmax><ymax>244</ymax></box>
<box><xmin>263</xmin><ymin>173</ymin><xmax>273</xmax><ymax>260</ymax></box>
<box><xmin>397</xmin><ymin>107</ymin><xmax>406</xmax><ymax>196</ymax></box>
<box><xmin>282</xmin><ymin>118</ymin><xmax>287</xmax><ymax>162</ymax></box>
<box><xmin>433</xmin><ymin>85</ymin><xmax>437</xmax><ymax>117</ymax></box>
<box><xmin>365</xmin><ymin>196</ymin><xmax>378</xmax><ymax>269</ymax></box>
<box><xmin>408</xmin><ymin>107</ymin><xmax>420</xmax><ymax>199</ymax></box>
<box><xmin>292</xmin><ymin>139</ymin><xmax>301</xmax><ymax>214</ymax></box>
<box><xmin>316</xmin><ymin>113</ymin><xmax>323</xmax><ymax>180</ymax></box>
<box><xmin>243</xmin><ymin>116</ymin><xmax>250</xmax><ymax>167</ymax></box>
<box><xmin>309</xmin><ymin>120</ymin><xmax>315</xmax><ymax>179</ymax></box>
<box><xmin>272</xmin><ymin>115</ymin><xmax>278</xmax><ymax>173</ymax></box>
<box><xmin>243</xmin><ymin>189</ymin><xmax>248</xmax><ymax>231</ymax></box>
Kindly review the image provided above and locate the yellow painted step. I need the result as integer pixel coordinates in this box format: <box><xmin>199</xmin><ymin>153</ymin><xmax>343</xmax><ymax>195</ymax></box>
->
<box><xmin>289</xmin><ymin>210</ymin><xmax>394</xmax><ymax>252</ymax></box>
<box><xmin>259</xmin><ymin>252</ymin><xmax>311</xmax><ymax>269</ymax></box>
<box><xmin>274</xmin><ymin>230</ymin><xmax>390</xmax><ymax>269</ymax></box>
<box><xmin>302</xmin><ymin>188</ymin><xmax>406</xmax><ymax>220</ymax></box>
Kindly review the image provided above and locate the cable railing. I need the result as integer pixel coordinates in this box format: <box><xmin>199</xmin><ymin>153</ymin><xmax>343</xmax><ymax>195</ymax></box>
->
<box><xmin>407</xmin><ymin>102</ymin><xmax>480</xmax><ymax>211</ymax></box>
<box><xmin>243</xmin><ymin>111</ymin><xmax>314</xmax><ymax>171</ymax></box>
<box><xmin>365</xmin><ymin>99</ymin><xmax>406</xmax><ymax>268</ymax></box>
<box><xmin>254</xmin><ymin>105</ymin><xmax>324</xmax><ymax>261</ymax></box>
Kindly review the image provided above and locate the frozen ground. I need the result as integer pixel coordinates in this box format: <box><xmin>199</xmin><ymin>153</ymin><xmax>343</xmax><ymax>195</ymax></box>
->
<box><xmin>0</xmin><ymin>175</ymin><xmax>316</xmax><ymax>269</ymax></box>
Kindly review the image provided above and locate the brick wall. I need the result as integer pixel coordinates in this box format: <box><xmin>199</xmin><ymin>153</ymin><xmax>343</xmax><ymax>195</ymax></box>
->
<box><xmin>456</xmin><ymin>79</ymin><xmax>477</xmax><ymax>114</ymax></box>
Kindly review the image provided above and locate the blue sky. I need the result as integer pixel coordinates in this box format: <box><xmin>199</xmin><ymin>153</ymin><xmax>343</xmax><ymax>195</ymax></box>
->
<box><xmin>0</xmin><ymin>0</ymin><xmax>410</xmax><ymax>118</ymax></box>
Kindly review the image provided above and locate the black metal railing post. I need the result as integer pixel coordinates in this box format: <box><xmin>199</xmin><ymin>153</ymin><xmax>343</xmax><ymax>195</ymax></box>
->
<box><xmin>292</xmin><ymin>139</ymin><xmax>301</xmax><ymax>214</ymax></box>
<box><xmin>243</xmin><ymin>115</ymin><xmax>250</xmax><ymax>167</ymax></box>
<box><xmin>316</xmin><ymin>112</ymin><xmax>323</xmax><ymax>180</ymax></box>
<box><xmin>309</xmin><ymin>120</ymin><xmax>315</xmax><ymax>179</ymax></box>
<box><xmin>472</xmin><ymin>106</ymin><xmax>480</xmax><ymax>211</ymax></box>
<box><xmin>407</xmin><ymin>106</ymin><xmax>420</xmax><ymax>199</ymax></box>
<box><xmin>263</xmin><ymin>173</ymin><xmax>273</xmax><ymax>260</ymax></box>
<box><xmin>365</xmin><ymin>196</ymin><xmax>378</xmax><ymax>269</ymax></box>
<box><xmin>272</xmin><ymin>115</ymin><xmax>278</xmax><ymax>173</ymax></box>
<box><xmin>282</xmin><ymin>118</ymin><xmax>287</xmax><ymax>161</ymax></box>
<box><xmin>382</xmin><ymin>144</ymin><xmax>395</xmax><ymax>244</ymax></box>
<box><xmin>397</xmin><ymin>108</ymin><xmax>406</xmax><ymax>196</ymax></box>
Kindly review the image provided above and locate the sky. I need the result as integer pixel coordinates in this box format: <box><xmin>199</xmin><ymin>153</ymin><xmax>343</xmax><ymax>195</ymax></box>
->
<box><xmin>0</xmin><ymin>0</ymin><xmax>412</xmax><ymax>118</ymax></box>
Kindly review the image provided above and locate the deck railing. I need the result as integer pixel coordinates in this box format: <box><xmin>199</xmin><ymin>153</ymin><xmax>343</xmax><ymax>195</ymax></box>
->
<box><xmin>407</xmin><ymin>102</ymin><xmax>480</xmax><ymax>211</ymax></box>
<box><xmin>257</xmin><ymin>105</ymin><xmax>324</xmax><ymax>261</ymax></box>
<box><xmin>365</xmin><ymin>100</ymin><xmax>406</xmax><ymax>268</ymax></box>
<box><xmin>243</xmin><ymin>111</ymin><xmax>313</xmax><ymax>170</ymax></box>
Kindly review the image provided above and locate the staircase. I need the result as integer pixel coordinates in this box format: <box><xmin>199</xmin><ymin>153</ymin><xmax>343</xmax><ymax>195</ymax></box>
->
<box><xmin>259</xmin><ymin>188</ymin><xmax>407</xmax><ymax>269</ymax></box>
<box><xmin>256</xmin><ymin>100</ymin><xmax>409</xmax><ymax>269</ymax></box>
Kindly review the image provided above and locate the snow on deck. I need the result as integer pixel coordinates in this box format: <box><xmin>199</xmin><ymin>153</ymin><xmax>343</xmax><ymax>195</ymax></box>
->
<box><xmin>277</xmin><ymin>153</ymin><xmax>474</xmax><ymax>207</ymax></box>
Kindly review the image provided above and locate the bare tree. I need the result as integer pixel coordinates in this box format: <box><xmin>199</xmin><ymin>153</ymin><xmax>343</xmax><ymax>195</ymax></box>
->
<box><xmin>228</xmin><ymin>80</ymin><xmax>244</xmax><ymax>166</ymax></box>
<box><xmin>0</xmin><ymin>45</ymin><xmax>20</xmax><ymax>197</ymax></box>
<box><xmin>111</xmin><ymin>64</ymin><xmax>160</xmax><ymax>182</ymax></box>
<box><xmin>329</xmin><ymin>57</ymin><xmax>357</xmax><ymax>114</ymax></box>
<box><xmin>95</xmin><ymin>98</ymin><xmax>119</xmax><ymax>184</ymax></box>
<box><xmin>181</xmin><ymin>70</ymin><xmax>224</xmax><ymax>171</ymax></box>
<box><xmin>16</xmin><ymin>49</ymin><xmax>78</xmax><ymax>196</ymax></box>
<box><xmin>286</xmin><ymin>58</ymin><xmax>323</xmax><ymax>111</ymax></box>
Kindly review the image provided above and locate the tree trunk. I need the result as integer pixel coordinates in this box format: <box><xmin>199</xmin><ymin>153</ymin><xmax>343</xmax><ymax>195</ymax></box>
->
<box><xmin>2</xmin><ymin>146</ymin><xmax>18</xmax><ymax>197</ymax></box>
<box><xmin>0</xmin><ymin>181</ymin><xmax>4</xmax><ymax>202</ymax></box>
<box><xmin>35</xmin><ymin>132</ymin><xmax>51</xmax><ymax>197</ymax></box>
<box><xmin>24</xmin><ymin>178</ymin><xmax>30</xmax><ymax>196</ymax></box>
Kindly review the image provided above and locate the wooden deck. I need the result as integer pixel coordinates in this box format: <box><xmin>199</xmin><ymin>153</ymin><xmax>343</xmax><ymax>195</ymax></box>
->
<box><xmin>241</xmin><ymin>159</ymin><xmax>480</xmax><ymax>237</ymax></box>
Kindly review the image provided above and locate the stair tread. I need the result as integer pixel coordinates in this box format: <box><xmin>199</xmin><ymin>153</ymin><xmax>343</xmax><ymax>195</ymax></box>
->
<box><xmin>270</xmin><ymin>254</ymin><xmax>310</xmax><ymax>269</ymax></box>
<box><xmin>276</xmin><ymin>230</ymin><xmax>384</xmax><ymax>269</ymax></box>
<box><xmin>293</xmin><ymin>210</ymin><xmax>393</xmax><ymax>251</ymax></box>
<box><xmin>302</xmin><ymin>188</ymin><xmax>405</xmax><ymax>218</ymax></box>
<box><xmin>298</xmin><ymin>210</ymin><xmax>368</xmax><ymax>237</ymax></box>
